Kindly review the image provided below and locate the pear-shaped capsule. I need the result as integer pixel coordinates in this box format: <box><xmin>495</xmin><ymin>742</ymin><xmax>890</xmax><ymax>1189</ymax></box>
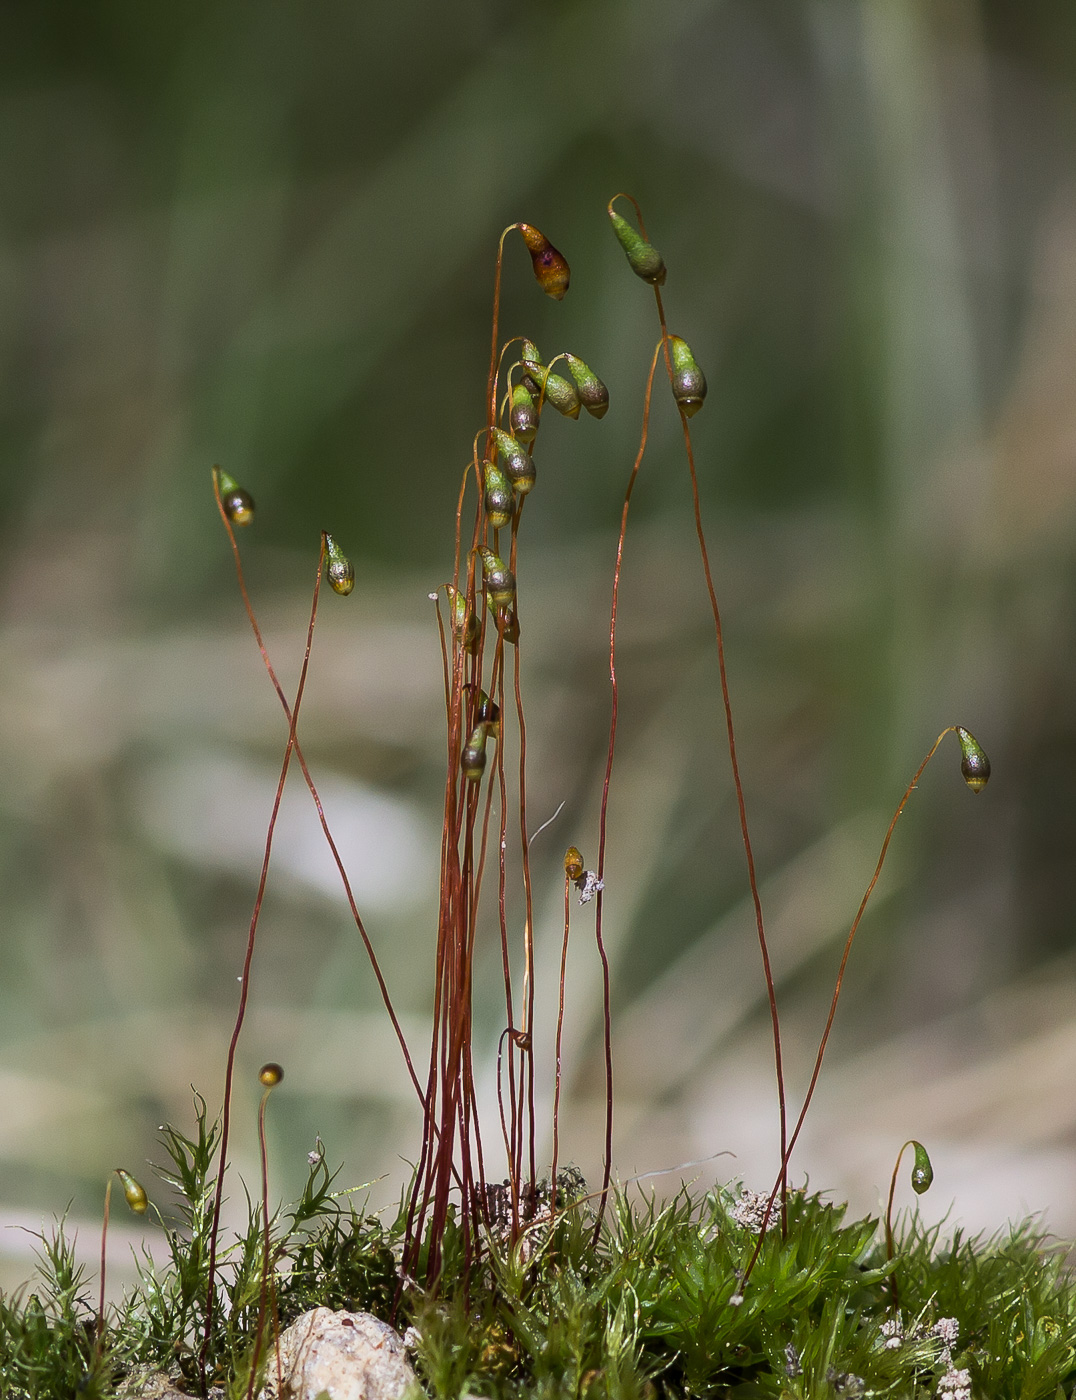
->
<box><xmin>910</xmin><ymin>1141</ymin><xmax>933</xmax><ymax>1194</ymax></box>
<box><xmin>517</xmin><ymin>223</ymin><xmax>570</xmax><ymax>301</ymax></box>
<box><xmin>323</xmin><ymin>534</ymin><xmax>355</xmax><ymax>596</ymax></box>
<box><xmin>258</xmin><ymin>1062</ymin><xmax>284</xmax><ymax>1087</ymax></box>
<box><xmin>492</xmin><ymin>428</ymin><xmax>536</xmax><ymax>495</ymax></box>
<box><xmin>668</xmin><ymin>336</ymin><xmax>707</xmax><ymax>417</ymax></box>
<box><xmin>479</xmin><ymin>547</ymin><xmax>515</xmax><ymax>608</ymax></box>
<box><xmin>607</xmin><ymin>208</ymin><xmax>666</xmax><ymax>286</ymax></box>
<box><xmin>510</xmin><ymin>382</ymin><xmax>539</xmax><ymax>444</ymax></box>
<box><xmin>522</xmin><ymin>360</ymin><xmax>580</xmax><ymax>419</ymax></box>
<box><xmin>956</xmin><ymin>727</ymin><xmax>990</xmax><ymax>793</ymax></box>
<box><xmin>461</xmin><ymin>721</ymin><xmax>490</xmax><ymax>782</ymax></box>
<box><xmin>114</xmin><ymin>1168</ymin><xmax>148</xmax><ymax>1215</ymax></box>
<box><xmin>215</xmin><ymin>467</ymin><xmax>255</xmax><ymax>526</ymax></box>
<box><xmin>564</xmin><ymin>354</ymin><xmax>610</xmax><ymax>419</ymax></box>
<box><xmin>482</xmin><ymin>460</ymin><xmax>515</xmax><ymax>530</ymax></box>
<box><xmin>564</xmin><ymin>847</ymin><xmax>584</xmax><ymax>882</ymax></box>
<box><xmin>487</xmin><ymin>598</ymin><xmax>519</xmax><ymax>644</ymax></box>
<box><xmin>476</xmin><ymin>689</ymin><xmax>501</xmax><ymax>736</ymax></box>
<box><xmin>448</xmin><ymin>586</ymin><xmax>480</xmax><ymax>653</ymax></box>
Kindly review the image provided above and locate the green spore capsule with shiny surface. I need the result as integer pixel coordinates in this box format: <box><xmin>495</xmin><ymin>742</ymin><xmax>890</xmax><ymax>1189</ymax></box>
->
<box><xmin>487</xmin><ymin>597</ymin><xmax>519</xmax><ymax>644</ymax></box>
<box><xmin>476</xmin><ymin>689</ymin><xmax>501</xmax><ymax>736</ymax></box>
<box><xmin>324</xmin><ymin>534</ymin><xmax>355</xmax><ymax>596</ymax></box>
<box><xmin>607</xmin><ymin>208</ymin><xmax>666</xmax><ymax>286</ymax></box>
<box><xmin>910</xmin><ymin>1141</ymin><xmax>933</xmax><ymax>1194</ymax></box>
<box><xmin>479</xmin><ymin>547</ymin><xmax>515</xmax><ymax>608</ymax></box>
<box><xmin>956</xmin><ymin>726</ymin><xmax>990</xmax><ymax>793</ymax></box>
<box><xmin>492</xmin><ymin>428</ymin><xmax>536</xmax><ymax>494</ymax></box>
<box><xmin>510</xmin><ymin>381</ymin><xmax>539</xmax><ymax>443</ymax></box>
<box><xmin>517</xmin><ymin>223</ymin><xmax>570</xmax><ymax>301</ymax></box>
<box><xmin>564</xmin><ymin>354</ymin><xmax>609</xmax><ymax>419</ymax></box>
<box><xmin>461</xmin><ymin>721</ymin><xmax>490</xmax><ymax>782</ymax></box>
<box><xmin>449</xmin><ymin>585</ymin><xmax>479</xmax><ymax>652</ymax></box>
<box><xmin>215</xmin><ymin>467</ymin><xmax>255</xmax><ymax>526</ymax></box>
<box><xmin>114</xmin><ymin>1168</ymin><xmax>148</xmax><ymax>1215</ymax></box>
<box><xmin>523</xmin><ymin>360</ymin><xmax>580</xmax><ymax>419</ymax></box>
<box><xmin>482</xmin><ymin>460</ymin><xmax>515</xmax><ymax>530</ymax></box>
<box><xmin>668</xmin><ymin>336</ymin><xmax>707</xmax><ymax>417</ymax></box>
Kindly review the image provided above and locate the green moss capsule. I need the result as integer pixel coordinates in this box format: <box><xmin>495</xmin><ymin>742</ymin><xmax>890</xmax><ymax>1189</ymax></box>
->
<box><xmin>114</xmin><ymin>1168</ymin><xmax>148</xmax><ymax>1215</ymax></box>
<box><xmin>564</xmin><ymin>354</ymin><xmax>609</xmax><ymax>419</ymax></box>
<box><xmin>482</xmin><ymin>460</ymin><xmax>515</xmax><ymax>530</ymax></box>
<box><xmin>476</xmin><ymin>689</ymin><xmax>501</xmax><ymax>736</ymax></box>
<box><xmin>259</xmin><ymin>1062</ymin><xmax>284</xmax><ymax>1087</ymax></box>
<box><xmin>956</xmin><ymin>726</ymin><xmax>990</xmax><ymax>793</ymax></box>
<box><xmin>564</xmin><ymin>846</ymin><xmax>584</xmax><ymax>882</ymax></box>
<box><xmin>461</xmin><ymin>721</ymin><xmax>490</xmax><ymax>782</ymax></box>
<box><xmin>510</xmin><ymin>381</ymin><xmax>539</xmax><ymax>444</ymax></box>
<box><xmin>517</xmin><ymin>223</ymin><xmax>570</xmax><ymax>301</ymax></box>
<box><xmin>479</xmin><ymin>547</ymin><xmax>515</xmax><ymax>608</ymax></box>
<box><xmin>447</xmin><ymin>585</ymin><xmax>479</xmax><ymax>653</ymax></box>
<box><xmin>215</xmin><ymin>467</ymin><xmax>255</xmax><ymax>526</ymax></box>
<box><xmin>489</xmin><ymin>599</ymin><xmax>519</xmax><ymax>644</ymax></box>
<box><xmin>492</xmin><ymin>428</ymin><xmax>536</xmax><ymax>494</ymax></box>
<box><xmin>607</xmin><ymin>208</ymin><xmax>666</xmax><ymax>286</ymax></box>
<box><xmin>668</xmin><ymin>336</ymin><xmax>707</xmax><ymax>417</ymax></box>
<box><xmin>910</xmin><ymin>1141</ymin><xmax>933</xmax><ymax>1194</ymax></box>
<box><xmin>323</xmin><ymin>533</ymin><xmax>355</xmax><ymax>596</ymax></box>
<box><xmin>521</xmin><ymin>360</ymin><xmax>580</xmax><ymax>419</ymax></box>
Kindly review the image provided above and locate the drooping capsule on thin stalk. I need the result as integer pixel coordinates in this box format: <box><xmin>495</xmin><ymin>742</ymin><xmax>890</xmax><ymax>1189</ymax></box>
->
<box><xmin>479</xmin><ymin>547</ymin><xmax>516</xmax><ymax>608</ymax></box>
<box><xmin>956</xmin><ymin>726</ymin><xmax>990</xmax><ymax>793</ymax></box>
<box><xmin>492</xmin><ymin>428</ymin><xmax>536</xmax><ymax>494</ymax></box>
<box><xmin>476</xmin><ymin>689</ymin><xmax>501</xmax><ymax>736</ymax></box>
<box><xmin>448</xmin><ymin>584</ymin><xmax>479</xmax><ymax>652</ymax></box>
<box><xmin>607</xmin><ymin>202</ymin><xmax>667</xmax><ymax>285</ymax></box>
<box><xmin>461</xmin><ymin>721</ymin><xmax>490</xmax><ymax>783</ymax></box>
<box><xmin>910</xmin><ymin>1140</ymin><xmax>934</xmax><ymax>1194</ymax></box>
<box><xmin>487</xmin><ymin>597</ymin><xmax>519</xmax><ymax>644</ymax></box>
<box><xmin>214</xmin><ymin>466</ymin><xmax>256</xmax><ymax>526</ymax></box>
<box><xmin>668</xmin><ymin>336</ymin><xmax>707</xmax><ymax>417</ymax></box>
<box><xmin>323</xmin><ymin>533</ymin><xmax>355</xmax><ymax>596</ymax></box>
<box><xmin>523</xmin><ymin>360</ymin><xmax>581</xmax><ymax>419</ymax></box>
<box><xmin>483</xmin><ymin>460</ymin><xmax>515</xmax><ymax>530</ymax></box>
<box><xmin>519</xmin><ymin>340</ymin><xmax>544</xmax><ymax>399</ymax></box>
<box><xmin>98</xmin><ymin>1167</ymin><xmax>151</xmax><ymax>1351</ymax></box>
<box><xmin>248</xmin><ymin>1063</ymin><xmax>284</xmax><ymax>1400</ymax></box>
<box><xmin>885</xmin><ymin>1139</ymin><xmax>933</xmax><ymax>1306</ymax></box>
<box><xmin>517</xmin><ymin>223</ymin><xmax>571</xmax><ymax>301</ymax></box>
<box><xmin>510</xmin><ymin>381</ymin><xmax>539</xmax><ymax>444</ymax></box>
<box><xmin>564</xmin><ymin>354</ymin><xmax>610</xmax><ymax>419</ymax></box>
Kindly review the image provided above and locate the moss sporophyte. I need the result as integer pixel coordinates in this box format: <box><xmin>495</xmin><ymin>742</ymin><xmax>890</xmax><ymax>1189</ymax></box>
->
<box><xmin>6</xmin><ymin>203</ymin><xmax>1040</xmax><ymax>1400</ymax></box>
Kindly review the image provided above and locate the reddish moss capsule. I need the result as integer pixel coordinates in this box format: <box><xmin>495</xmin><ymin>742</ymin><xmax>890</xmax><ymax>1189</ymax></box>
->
<box><xmin>114</xmin><ymin>1168</ymin><xmax>148</xmax><ymax>1215</ymax></box>
<box><xmin>259</xmin><ymin>1062</ymin><xmax>284</xmax><ymax>1087</ymax></box>
<box><xmin>607</xmin><ymin>207</ymin><xmax>666</xmax><ymax>286</ymax></box>
<box><xmin>479</xmin><ymin>547</ymin><xmax>515</xmax><ymax>608</ymax></box>
<box><xmin>215</xmin><ymin>467</ymin><xmax>255</xmax><ymax>526</ymax></box>
<box><xmin>564</xmin><ymin>846</ymin><xmax>584</xmax><ymax>882</ymax></box>
<box><xmin>510</xmin><ymin>381</ymin><xmax>539</xmax><ymax>444</ymax></box>
<box><xmin>517</xmin><ymin>223</ymin><xmax>570</xmax><ymax>301</ymax></box>
<box><xmin>910</xmin><ymin>1141</ymin><xmax>933</xmax><ymax>1194</ymax></box>
<box><xmin>492</xmin><ymin>428</ymin><xmax>536</xmax><ymax>495</ymax></box>
<box><xmin>668</xmin><ymin>336</ymin><xmax>707</xmax><ymax>417</ymax></box>
<box><xmin>564</xmin><ymin>354</ymin><xmax>609</xmax><ymax>419</ymax></box>
<box><xmin>956</xmin><ymin>727</ymin><xmax>990</xmax><ymax>793</ymax></box>
<box><xmin>461</xmin><ymin>721</ymin><xmax>489</xmax><ymax>782</ymax></box>
<box><xmin>324</xmin><ymin>533</ymin><xmax>355</xmax><ymax>596</ymax></box>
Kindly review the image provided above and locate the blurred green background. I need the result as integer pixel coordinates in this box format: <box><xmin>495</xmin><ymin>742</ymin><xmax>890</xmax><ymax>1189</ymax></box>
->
<box><xmin>2</xmin><ymin>0</ymin><xmax>1076</xmax><ymax>1291</ymax></box>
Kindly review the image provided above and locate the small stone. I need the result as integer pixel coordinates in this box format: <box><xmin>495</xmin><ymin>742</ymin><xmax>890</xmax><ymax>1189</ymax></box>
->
<box><xmin>258</xmin><ymin>1308</ymin><xmax>421</xmax><ymax>1400</ymax></box>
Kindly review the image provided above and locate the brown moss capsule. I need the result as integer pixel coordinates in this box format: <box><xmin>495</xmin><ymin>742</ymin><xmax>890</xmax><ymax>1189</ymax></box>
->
<box><xmin>510</xmin><ymin>381</ymin><xmax>539</xmax><ymax>444</ymax></box>
<box><xmin>215</xmin><ymin>467</ymin><xmax>255</xmax><ymax>526</ymax></box>
<box><xmin>564</xmin><ymin>354</ymin><xmax>609</xmax><ymax>419</ymax></box>
<box><xmin>258</xmin><ymin>1062</ymin><xmax>284</xmax><ymax>1087</ymax></box>
<box><xmin>323</xmin><ymin>533</ymin><xmax>355</xmax><ymax>596</ymax></box>
<box><xmin>910</xmin><ymin>1141</ymin><xmax>933</xmax><ymax>1194</ymax></box>
<box><xmin>517</xmin><ymin>223</ymin><xmax>570</xmax><ymax>301</ymax></box>
<box><xmin>482</xmin><ymin>460</ymin><xmax>515</xmax><ymax>530</ymax></box>
<box><xmin>564</xmin><ymin>846</ymin><xmax>584</xmax><ymax>882</ymax></box>
<box><xmin>956</xmin><ymin>726</ymin><xmax>990</xmax><ymax>793</ymax></box>
<box><xmin>461</xmin><ymin>721</ymin><xmax>489</xmax><ymax>782</ymax></box>
<box><xmin>607</xmin><ymin>207</ymin><xmax>666</xmax><ymax>286</ymax></box>
<box><xmin>114</xmin><ymin>1168</ymin><xmax>148</xmax><ymax>1215</ymax></box>
<box><xmin>522</xmin><ymin>360</ymin><xmax>580</xmax><ymax>419</ymax></box>
<box><xmin>668</xmin><ymin>336</ymin><xmax>707</xmax><ymax>417</ymax></box>
<box><xmin>479</xmin><ymin>547</ymin><xmax>515</xmax><ymax>608</ymax></box>
<box><xmin>492</xmin><ymin>428</ymin><xmax>536</xmax><ymax>494</ymax></box>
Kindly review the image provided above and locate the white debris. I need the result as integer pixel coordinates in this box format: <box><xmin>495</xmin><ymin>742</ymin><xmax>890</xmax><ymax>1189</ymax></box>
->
<box><xmin>257</xmin><ymin>1307</ymin><xmax>421</xmax><ymax>1400</ymax></box>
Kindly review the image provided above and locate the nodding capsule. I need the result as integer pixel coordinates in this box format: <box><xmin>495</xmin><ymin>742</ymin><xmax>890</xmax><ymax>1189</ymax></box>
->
<box><xmin>114</xmin><ymin>1168</ymin><xmax>149</xmax><ymax>1215</ymax></box>
<box><xmin>461</xmin><ymin>721</ymin><xmax>490</xmax><ymax>782</ymax></box>
<box><xmin>956</xmin><ymin>726</ymin><xmax>990</xmax><ymax>793</ymax></box>
<box><xmin>517</xmin><ymin>223</ymin><xmax>571</xmax><ymax>301</ymax></box>
<box><xmin>490</xmin><ymin>600</ymin><xmax>519</xmax><ymax>644</ymax></box>
<box><xmin>564</xmin><ymin>846</ymin><xmax>584</xmax><ymax>882</ymax></box>
<box><xmin>448</xmin><ymin>586</ymin><xmax>479</xmax><ymax>652</ymax></box>
<box><xmin>492</xmin><ymin>428</ymin><xmax>536</xmax><ymax>494</ymax></box>
<box><xmin>215</xmin><ymin>467</ymin><xmax>255</xmax><ymax>526</ymax></box>
<box><xmin>323</xmin><ymin>533</ymin><xmax>355</xmax><ymax>595</ymax></box>
<box><xmin>510</xmin><ymin>381</ymin><xmax>539</xmax><ymax>444</ymax></box>
<box><xmin>668</xmin><ymin>336</ymin><xmax>707</xmax><ymax>417</ymax></box>
<box><xmin>910</xmin><ymin>1141</ymin><xmax>933</xmax><ymax>1194</ymax></box>
<box><xmin>479</xmin><ymin>547</ymin><xmax>516</xmax><ymax>608</ymax></box>
<box><xmin>522</xmin><ymin>360</ymin><xmax>580</xmax><ymax>419</ymax></box>
<box><xmin>258</xmin><ymin>1062</ymin><xmax>284</xmax><ymax>1087</ymax></box>
<box><xmin>476</xmin><ymin>689</ymin><xmax>501</xmax><ymax>736</ymax></box>
<box><xmin>564</xmin><ymin>354</ymin><xmax>610</xmax><ymax>419</ymax></box>
<box><xmin>482</xmin><ymin>460</ymin><xmax>515</xmax><ymax>530</ymax></box>
<box><xmin>607</xmin><ymin>207</ymin><xmax>667</xmax><ymax>286</ymax></box>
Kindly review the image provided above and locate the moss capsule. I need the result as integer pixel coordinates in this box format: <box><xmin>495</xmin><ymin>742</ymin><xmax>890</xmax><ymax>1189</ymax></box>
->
<box><xmin>476</xmin><ymin>689</ymin><xmax>501</xmax><ymax>736</ymax></box>
<box><xmin>521</xmin><ymin>360</ymin><xmax>580</xmax><ymax>419</ymax></box>
<box><xmin>479</xmin><ymin>547</ymin><xmax>515</xmax><ymax>608</ymax></box>
<box><xmin>564</xmin><ymin>354</ymin><xmax>609</xmax><ymax>419</ymax></box>
<box><xmin>215</xmin><ymin>467</ymin><xmax>255</xmax><ymax>526</ymax></box>
<box><xmin>668</xmin><ymin>336</ymin><xmax>707</xmax><ymax>416</ymax></box>
<box><xmin>517</xmin><ymin>223</ymin><xmax>570</xmax><ymax>301</ymax></box>
<box><xmin>564</xmin><ymin>847</ymin><xmax>584</xmax><ymax>882</ymax></box>
<box><xmin>482</xmin><ymin>460</ymin><xmax>515</xmax><ymax>530</ymax></box>
<box><xmin>492</xmin><ymin>428</ymin><xmax>536</xmax><ymax>494</ymax></box>
<box><xmin>323</xmin><ymin>533</ymin><xmax>355</xmax><ymax>596</ymax></box>
<box><xmin>448</xmin><ymin>586</ymin><xmax>480</xmax><ymax>652</ymax></box>
<box><xmin>910</xmin><ymin>1141</ymin><xmax>933</xmax><ymax>1194</ymax></box>
<box><xmin>491</xmin><ymin>600</ymin><xmax>519</xmax><ymax>644</ymax></box>
<box><xmin>607</xmin><ymin>208</ymin><xmax>666</xmax><ymax>286</ymax></box>
<box><xmin>956</xmin><ymin>726</ymin><xmax>990</xmax><ymax>793</ymax></box>
<box><xmin>461</xmin><ymin>722</ymin><xmax>490</xmax><ymax>782</ymax></box>
<box><xmin>114</xmin><ymin>1168</ymin><xmax>148</xmax><ymax>1215</ymax></box>
<box><xmin>510</xmin><ymin>381</ymin><xmax>540</xmax><ymax>443</ymax></box>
